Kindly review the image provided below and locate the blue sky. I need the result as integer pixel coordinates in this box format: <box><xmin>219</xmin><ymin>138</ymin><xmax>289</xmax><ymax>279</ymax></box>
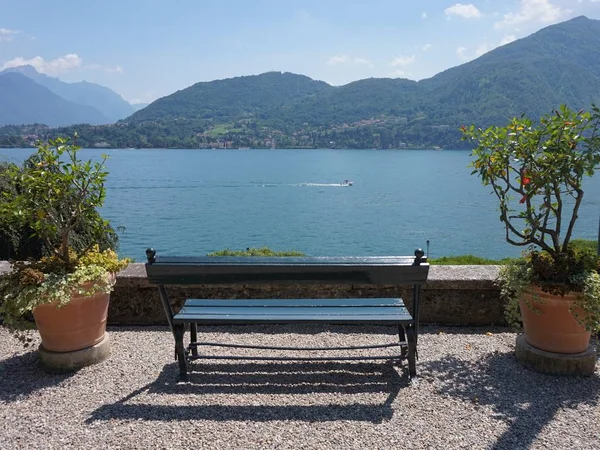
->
<box><xmin>1</xmin><ymin>0</ymin><xmax>600</xmax><ymax>104</ymax></box>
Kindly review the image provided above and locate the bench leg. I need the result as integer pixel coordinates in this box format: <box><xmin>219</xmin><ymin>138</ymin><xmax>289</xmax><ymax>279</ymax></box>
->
<box><xmin>398</xmin><ymin>325</ymin><xmax>408</xmax><ymax>358</ymax></box>
<box><xmin>174</xmin><ymin>324</ymin><xmax>189</xmax><ymax>381</ymax></box>
<box><xmin>190</xmin><ymin>323</ymin><xmax>198</xmax><ymax>357</ymax></box>
<box><xmin>406</xmin><ymin>325</ymin><xmax>417</xmax><ymax>381</ymax></box>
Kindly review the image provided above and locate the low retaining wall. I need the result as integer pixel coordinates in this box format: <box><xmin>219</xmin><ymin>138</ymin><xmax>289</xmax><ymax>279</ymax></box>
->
<box><xmin>109</xmin><ymin>263</ymin><xmax>504</xmax><ymax>326</ymax></box>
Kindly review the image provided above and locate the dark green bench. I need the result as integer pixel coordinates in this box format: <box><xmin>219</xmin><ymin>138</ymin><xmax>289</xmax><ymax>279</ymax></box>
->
<box><xmin>144</xmin><ymin>248</ymin><xmax>429</xmax><ymax>381</ymax></box>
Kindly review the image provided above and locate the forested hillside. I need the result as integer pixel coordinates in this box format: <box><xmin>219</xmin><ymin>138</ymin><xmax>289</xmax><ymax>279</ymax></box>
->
<box><xmin>2</xmin><ymin>16</ymin><xmax>600</xmax><ymax>149</ymax></box>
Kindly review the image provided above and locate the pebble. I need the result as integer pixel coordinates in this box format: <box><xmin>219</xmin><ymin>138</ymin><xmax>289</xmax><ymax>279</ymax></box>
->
<box><xmin>0</xmin><ymin>325</ymin><xmax>598</xmax><ymax>449</ymax></box>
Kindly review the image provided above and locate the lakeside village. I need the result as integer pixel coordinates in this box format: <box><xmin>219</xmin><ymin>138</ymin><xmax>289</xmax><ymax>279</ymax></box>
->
<box><xmin>2</xmin><ymin>115</ymin><xmax>450</xmax><ymax>150</ymax></box>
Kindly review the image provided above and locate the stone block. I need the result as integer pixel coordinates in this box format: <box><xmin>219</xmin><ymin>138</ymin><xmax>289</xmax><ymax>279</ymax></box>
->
<box><xmin>515</xmin><ymin>334</ymin><xmax>597</xmax><ymax>376</ymax></box>
<box><xmin>38</xmin><ymin>333</ymin><xmax>110</xmax><ymax>373</ymax></box>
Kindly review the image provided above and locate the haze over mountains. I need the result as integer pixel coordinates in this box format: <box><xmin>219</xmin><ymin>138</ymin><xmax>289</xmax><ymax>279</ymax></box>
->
<box><xmin>0</xmin><ymin>65</ymin><xmax>137</xmax><ymax>126</ymax></box>
<box><xmin>1</xmin><ymin>16</ymin><xmax>600</xmax><ymax>149</ymax></box>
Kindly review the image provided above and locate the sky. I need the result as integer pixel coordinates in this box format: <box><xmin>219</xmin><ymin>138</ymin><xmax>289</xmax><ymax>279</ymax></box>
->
<box><xmin>1</xmin><ymin>0</ymin><xmax>600</xmax><ymax>105</ymax></box>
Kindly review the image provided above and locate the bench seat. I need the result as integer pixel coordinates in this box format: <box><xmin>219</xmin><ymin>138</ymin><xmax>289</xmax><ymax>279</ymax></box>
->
<box><xmin>144</xmin><ymin>248</ymin><xmax>429</xmax><ymax>381</ymax></box>
<box><xmin>173</xmin><ymin>298</ymin><xmax>412</xmax><ymax>324</ymax></box>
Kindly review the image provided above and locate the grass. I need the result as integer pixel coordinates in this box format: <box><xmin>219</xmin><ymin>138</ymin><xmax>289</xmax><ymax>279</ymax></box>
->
<box><xmin>428</xmin><ymin>239</ymin><xmax>598</xmax><ymax>265</ymax></box>
<box><xmin>428</xmin><ymin>255</ymin><xmax>516</xmax><ymax>265</ymax></box>
<box><xmin>207</xmin><ymin>247</ymin><xmax>305</xmax><ymax>257</ymax></box>
<box><xmin>208</xmin><ymin>240</ymin><xmax>598</xmax><ymax>263</ymax></box>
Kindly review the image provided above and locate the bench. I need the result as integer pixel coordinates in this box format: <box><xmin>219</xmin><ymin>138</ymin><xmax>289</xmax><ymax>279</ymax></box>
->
<box><xmin>144</xmin><ymin>248</ymin><xmax>429</xmax><ymax>381</ymax></box>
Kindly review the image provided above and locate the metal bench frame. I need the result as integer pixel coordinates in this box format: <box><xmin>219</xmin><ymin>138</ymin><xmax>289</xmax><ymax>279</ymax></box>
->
<box><xmin>145</xmin><ymin>248</ymin><xmax>429</xmax><ymax>381</ymax></box>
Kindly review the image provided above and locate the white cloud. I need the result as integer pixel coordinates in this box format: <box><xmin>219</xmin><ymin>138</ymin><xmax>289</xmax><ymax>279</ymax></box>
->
<box><xmin>390</xmin><ymin>55</ymin><xmax>416</xmax><ymax>67</ymax></box>
<box><xmin>353</xmin><ymin>57</ymin><xmax>373</xmax><ymax>68</ymax></box>
<box><xmin>1</xmin><ymin>53</ymin><xmax>82</xmax><ymax>75</ymax></box>
<box><xmin>500</xmin><ymin>34</ymin><xmax>517</xmax><ymax>45</ymax></box>
<box><xmin>422</xmin><ymin>11</ymin><xmax>428</xmax><ymax>19</ymax></box>
<box><xmin>456</xmin><ymin>46</ymin><xmax>469</xmax><ymax>60</ymax></box>
<box><xmin>87</xmin><ymin>63</ymin><xmax>124</xmax><ymax>74</ymax></box>
<box><xmin>327</xmin><ymin>55</ymin><xmax>373</xmax><ymax>68</ymax></box>
<box><xmin>106</xmin><ymin>65</ymin><xmax>123</xmax><ymax>74</ymax></box>
<box><xmin>457</xmin><ymin>34</ymin><xmax>520</xmax><ymax>62</ymax></box>
<box><xmin>475</xmin><ymin>43</ymin><xmax>492</xmax><ymax>57</ymax></box>
<box><xmin>445</xmin><ymin>4</ymin><xmax>482</xmax><ymax>19</ymax></box>
<box><xmin>389</xmin><ymin>69</ymin><xmax>409</xmax><ymax>78</ymax></box>
<box><xmin>421</xmin><ymin>44</ymin><xmax>433</xmax><ymax>51</ymax></box>
<box><xmin>495</xmin><ymin>0</ymin><xmax>568</xmax><ymax>28</ymax></box>
<box><xmin>327</xmin><ymin>55</ymin><xmax>350</xmax><ymax>65</ymax></box>
<box><xmin>0</xmin><ymin>28</ymin><xmax>18</xmax><ymax>42</ymax></box>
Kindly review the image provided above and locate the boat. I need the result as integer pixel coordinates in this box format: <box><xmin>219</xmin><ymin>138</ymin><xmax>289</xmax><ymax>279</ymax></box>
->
<box><xmin>340</xmin><ymin>180</ymin><xmax>353</xmax><ymax>186</ymax></box>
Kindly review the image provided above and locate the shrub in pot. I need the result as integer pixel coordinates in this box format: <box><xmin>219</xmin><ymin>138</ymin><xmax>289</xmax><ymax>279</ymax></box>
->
<box><xmin>0</xmin><ymin>136</ymin><xmax>129</xmax><ymax>352</ymax></box>
<box><xmin>461</xmin><ymin>105</ymin><xmax>600</xmax><ymax>353</ymax></box>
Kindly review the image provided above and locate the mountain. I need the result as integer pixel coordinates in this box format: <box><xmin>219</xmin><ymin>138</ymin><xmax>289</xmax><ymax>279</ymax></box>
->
<box><xmin>121</xmin><ymin>16</ymin><xmax>600</xmax><ymax>131</ymax></box>
<box><xmin>418</xmin><ymin>15</ymin><xmax>600</xmax><ymax>126</ymax></box>
<box><xmin>0</xmin><ymin>73</ymin><xmax>112</xmax><ymax>127</ymax></box>
<box><xmin>3</xmin><ymin>16</ymin><xmax>600</xmax><ymax>149</ymax></box>
<box><xmin>1</xmin><ymin>65</ymin><xmax>135</xmax><ymax>122</ymax></box>
<box><xmin>126</xmin><ymin>71</ymin><xmax>332</xmax><ymax>123</ymax></box>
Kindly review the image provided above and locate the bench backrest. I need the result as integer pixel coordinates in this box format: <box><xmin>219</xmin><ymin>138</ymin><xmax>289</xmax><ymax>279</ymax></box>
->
<box><xmin>145</xmin><ymin>249</ymin><xmax>429</xmax><ymax>286</ymax></box>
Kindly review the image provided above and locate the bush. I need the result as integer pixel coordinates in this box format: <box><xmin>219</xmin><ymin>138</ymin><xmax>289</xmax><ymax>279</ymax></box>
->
<box><xmin>207</xmin><ymin>247</ymin><xmax>305</xmax><ymax>257</ymax></box>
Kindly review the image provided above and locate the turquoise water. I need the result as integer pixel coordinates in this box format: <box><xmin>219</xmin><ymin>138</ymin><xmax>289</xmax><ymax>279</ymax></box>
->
<box><xmin>1</xmin><ymin>148</ymin><xmax>598</xmax><ymax>260</ymax></box>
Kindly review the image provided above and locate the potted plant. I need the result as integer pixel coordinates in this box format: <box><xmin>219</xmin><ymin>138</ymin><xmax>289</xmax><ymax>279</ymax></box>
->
<box><xmin>461</xmin><ymin>105</ymin><xmax>600</xmax><ymax>354</ymax></box>
<box><xmin>0</xmin><ymin>136</ymin><xmax>129</xmax><ymax>355</ymax></box>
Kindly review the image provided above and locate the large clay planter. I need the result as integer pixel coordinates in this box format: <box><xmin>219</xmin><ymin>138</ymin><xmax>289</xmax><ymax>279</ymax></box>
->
<box><xmin>519</xmin><ymin>285</ymin><xmax>591</xmax><ymax>354</ymax></box>
<box><xmin>32</xmin><ymin>275</ymin><xmax>114</xmax><ymax>353</ymax></box>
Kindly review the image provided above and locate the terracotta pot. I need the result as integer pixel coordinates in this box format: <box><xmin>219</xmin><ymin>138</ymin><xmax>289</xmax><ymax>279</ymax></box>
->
<box><xmin>519</xmin><ymin>285</ymin><xmax>591</xmax><ymax>354</ymax></box>
<box><xmin>32</xmin><ymin>275</ymin><xmax>114</xmax><ymax>353</ymax></box>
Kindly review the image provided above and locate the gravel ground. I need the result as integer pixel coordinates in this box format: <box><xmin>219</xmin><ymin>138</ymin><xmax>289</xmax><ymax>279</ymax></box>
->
<box><xmin>0</xmin><ymin>325</ymin><xmax>598</xmax><ymax>450</ymax></box>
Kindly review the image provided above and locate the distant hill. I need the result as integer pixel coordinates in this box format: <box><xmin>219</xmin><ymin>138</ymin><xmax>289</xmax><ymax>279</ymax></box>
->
<box><xmin>126</xmin><ymin>71</ymin><xmax>332</xmax><ymax>123</ymax></box>
<box><xmin>418</xmin><ymin>15</ymin><xmax>600</xmax><ymax>126</ymax></box>
<box><xmin>2</xmin><ymin>16</ymin><xmax>600</xmax><ymax>149</ymax></box>
<box><xmin>118</xmin><ymin>16</ymin><xmax>600</xmax><ymax>133</ymax></box>
<box><xmin>1</xmin><ymin>65</ymin><xmax>135</xmax><ymax>122</ymax></box>
<box><xmin>0</xmin><ymin>73</ymin><xmax>112</xmax><ymax>127</ymax></box>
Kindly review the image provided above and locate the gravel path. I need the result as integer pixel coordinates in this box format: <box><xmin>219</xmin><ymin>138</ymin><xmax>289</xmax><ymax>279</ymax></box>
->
<box><xmin>1</xmin><ymin>325</ymin><xmax>598</xmax><ymax>450</ymax></box>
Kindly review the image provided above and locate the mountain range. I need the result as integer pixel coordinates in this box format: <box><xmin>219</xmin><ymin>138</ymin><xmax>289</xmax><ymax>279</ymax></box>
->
<box><xmin>0</xmin><ymin>65</ymin><xmax>136</xmax><ymax>126</ymax></box>
<box><xmin>1</xmin><ymin>15</ymin><xmax>600</xmax><ymax>149</ymax></box>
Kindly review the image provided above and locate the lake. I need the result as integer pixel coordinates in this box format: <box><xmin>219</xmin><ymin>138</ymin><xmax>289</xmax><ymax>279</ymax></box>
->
<box><xmin>1</xmin><ymin>148</ymin><xmax>598</xmax><ymax>261</ymax></box>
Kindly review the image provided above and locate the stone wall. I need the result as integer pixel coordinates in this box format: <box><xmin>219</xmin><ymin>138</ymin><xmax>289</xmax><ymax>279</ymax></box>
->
<box><xmin>108</xmin><ymin>263</ymin><xmax>504</xmax><ymax>326</ymax></box>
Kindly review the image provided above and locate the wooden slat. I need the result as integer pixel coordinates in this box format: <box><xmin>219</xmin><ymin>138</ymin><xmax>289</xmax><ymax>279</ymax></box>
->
<box><xmin>173</xmin><ymin>313</ymin><xmax>411</xmax><ymax>324</ymax></box>
<box><xmin>176</xmin><ymin>306</ymin><xmax>408</xmax><ymax>316</ymax></box>
<box><xmin>155</xmin><ymin>256</ymin><xmax>417</xmax><ymax>265</ymax></box>
<box><xmin>145</xmin><ymin>258</ymin><xmax>429</xmax><ymax>285</ymax></box>
<box><xmin>183</xmin><ymin>298</ymin><xmax>405</xmax><ymax>308</ymax></box>
<box><xmin>173</xmin><ymin>300</ymin><xmax>412</xmax><ymax>324</ymax></box>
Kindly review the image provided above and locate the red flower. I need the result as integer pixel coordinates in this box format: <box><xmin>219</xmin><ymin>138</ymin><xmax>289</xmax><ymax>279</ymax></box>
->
<box><xmin>522</xmin><ymin>176</ymin><xmax>531</xmax><ymax>185</ymax></box>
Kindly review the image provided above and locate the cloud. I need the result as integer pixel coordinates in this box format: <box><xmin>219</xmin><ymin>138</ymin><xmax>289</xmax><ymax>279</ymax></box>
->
<box><xmin>422</xmin><ymin>12</ymin><xmax>428</xmax><ymax>19</ymax></box>
<box><xmin>500</xmin><ymin>34</ymin><xmax>517</xmax><ymax>45</ymax></box>
<box><xmin>0</xmin><ymin>28</ymin><xmax>18</xmax><ymax>43</ymax></box>
<box><xmin>327</xmin><ymin>55</ymin><xmax>373</xmax><ymax>68</ymax></box>
<box><xmin>456</xmin><ymin>34</ymin><xmax>520</xmax><ymax>62</ymax></box>
<box><xmin>389</xmin><ymin>69</ymin><xmax>408</xmax><ymax>78</ymax></box>
<box><xmin>421</xmin><ymin>44</ymin><xmax>433</xmax><ymax>51</ymax></box>
<box><xmin>1</xmin><ymin>53</ymin><xmax>82</xmax><ymax>75</ymax></box>
<box><xmin>456</xmin><ymin>46</ymin><xmax>469</xmax><ymax>60</ymax></box>
<box><xmin>475</xmin><ymin>43</ymin><xmax>492</xmax><ymax>57</ymax></box>
<box><xmin>87</xmin><ymin>63</ymin><xmax>124</xmax><ymax>74</ymax></box>
<box><xmin>495</xmin><ymin>0</ymin><xmax>568</xmax><ymax>28</ymax></box>
<box><xmin>327</xmin><ymin>55</ymin><xmax>350</xmax><ymax>65</ymax></box>
<box><xmin>445</xmin><ymin>3</ymin><xmax>482</xmax><ymax>19</ymax></box>
<box><xmin>390</xmin><ymin>55</ymin><xmax>416</xmax><ymax>67</ymax></box>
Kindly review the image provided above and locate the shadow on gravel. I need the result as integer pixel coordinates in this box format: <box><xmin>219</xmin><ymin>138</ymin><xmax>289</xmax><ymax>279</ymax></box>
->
<box><xmin>0</xmin><ymin>350</ymin><xmax>75</xmax><ymax>402</ymax></box>
<box><xmin>87</xmin><ymin>361</ymin><xmax>409</xmax><ymax>423</ymax></box>
<box><xmin>422</xmin><ymin>350</ymin><xmax>599</xmax><ymax>450</ymax></box>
